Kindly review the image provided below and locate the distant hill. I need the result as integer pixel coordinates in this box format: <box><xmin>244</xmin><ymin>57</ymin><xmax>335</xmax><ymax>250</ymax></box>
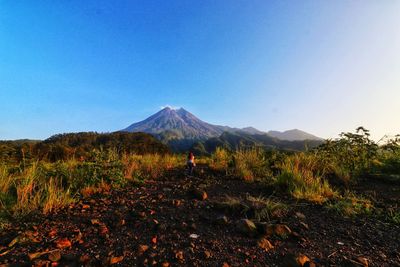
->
<box><xmin>267</xmin><ymin>129</ymin><xmax>323</xmax><ymax>141</ymax></box>
<box><xmin>191</xmin><ymin>131</ymin><xmax>324</xmax><ymax>155</ymax></box>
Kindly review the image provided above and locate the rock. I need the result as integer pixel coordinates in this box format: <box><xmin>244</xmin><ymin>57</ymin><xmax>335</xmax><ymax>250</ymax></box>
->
<box><xmin>297</xmin><ymin>254</ymin><xmax>311</xmax><ymax>266</ymax></box>
<box><xmin>295</xmin><ymin>212</ymin><xmax>306</xmax><ymax>220</ymax></box>
<box><xmin>79</xmin><ymin>254</ymin><xmax>91</xmax><ymax>264</ymax></box>
<box><xmin>189</xmin><ymin>223</ymin><xmax>197</xmax><ymax>230</ymax></box>
<box><xmin>356</xmin><ymin>256</ymin><xmax>369</xmax><ymax>267</ymax></box>
<box><xmin>138</xmin><ymin>245</ymin><xmax>149</xmax><ymax>255</ymax></box>
<box><xmin>215</xmin><ymin>215</ymin><xmax>229</xmax><ymax>225</ymax></box>
<box><xmin>55</xmin><ymin>238</ymin><xmax>72</xmax><ymax>249</ymax></box>
<box><xmin>299</xmin><ymin>222</ymin><xmax>309</xmax><ymax>230</ymax></box>
<box><xmin>161</xmin><ymin>262</ymin><xmax>170</xmax><ymax>267</ymax></box>
<box><xmin>109</xmin><ymin>256</ymin><xmax>124</xmax><ymax>264</ymax></box>
<box><xmin>32</xmin><ymin>259</ymin><xmax>51</xmax><ymax>267</ymax></box>
<box><xmin>236</xmin><ymin>219</ymin><xmax>257</xmax><ymax>237</ymax></box>
<box><xmin>192</xmin><ymin>189</ymin><xmax>208</xmax><ymax>200</ymax></box>
<box><xmin>204</xmin><ymin>250</ymin><xmax>212</xmax><ymax>259</ymax></box>
<box><xmin>257</xmin><ymin>237</ymin><xmax>274</xmax><ymax>251</ymax></box>
<box><xmin>175</xmin><ymin>250</ymin><xmax>184</xmax><ymax>261</ymax></box>
<box><xmin>222</xmin><ymin>262</ymin><xmax>230</xmax><ymax>267</ymax></box>
<box><xmin>281</xmin><ymin>254</ymin><xmax>311</xmax><ymax>267</ymax></box>
<box><xmin>172</xmin><ymin>199</ymin><xmax>181</xmax><ymax>206</ymax></box>
<box><xmin>48</xmin><ymin>250</ymin><xmax>61</xmax><ymax>262</ymax></box>
<box><xmin>267</xmin><ymin>224</ymin><xmax>292</xmax><ymax>238</ymax></box>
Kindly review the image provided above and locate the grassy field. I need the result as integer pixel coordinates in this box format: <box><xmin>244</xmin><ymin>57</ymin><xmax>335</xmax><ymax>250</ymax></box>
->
<box><xmin>0</xmin><ymin>128</ymin><xmax>399</xmax><ymax>224</ymax></box>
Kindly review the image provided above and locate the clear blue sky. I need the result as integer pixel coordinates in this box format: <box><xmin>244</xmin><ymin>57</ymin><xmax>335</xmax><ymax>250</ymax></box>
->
<box><xmin>1</xmin><ymin>1</ymin><xmax>399</xmax><ymax>140</ymax></box>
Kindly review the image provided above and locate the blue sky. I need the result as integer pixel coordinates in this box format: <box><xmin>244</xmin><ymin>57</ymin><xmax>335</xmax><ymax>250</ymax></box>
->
<box><xmin>1</xmin><ymin>1</ymin><xmax>399</xmax><ymax>140</ymax></box>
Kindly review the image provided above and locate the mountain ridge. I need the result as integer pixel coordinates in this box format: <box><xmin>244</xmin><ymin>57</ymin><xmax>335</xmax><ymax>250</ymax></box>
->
<box><xmin>122</xmin><ymin>107</ymin><xmax>323</xmax><ymax>151</ymax></box>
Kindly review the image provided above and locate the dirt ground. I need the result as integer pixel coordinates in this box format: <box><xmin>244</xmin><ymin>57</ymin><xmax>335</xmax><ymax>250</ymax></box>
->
<box><xmin>1</xmin><ymin>166</ymin><xmax>399</xmax><ymax>266</ymax></box>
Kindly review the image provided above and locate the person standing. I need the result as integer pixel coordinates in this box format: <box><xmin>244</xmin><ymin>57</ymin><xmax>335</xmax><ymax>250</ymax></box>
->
<box><xmin>187</xmin><ymin>151</ymin><xmax>196</xmax><ymax>175</ymax></box>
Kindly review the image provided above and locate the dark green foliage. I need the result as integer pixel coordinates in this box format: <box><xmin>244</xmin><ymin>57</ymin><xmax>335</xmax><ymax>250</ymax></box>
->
<box><xmin>316</xmin><ymin>127</ymin><xmax>400</xmax><ymax>181</ymax></box>
<box><xmin>0</xmin><ymin>140</ymin><xmax>39</xmax><ymax>164</ymax></box>
<box><xmin>0</xmin><ymin>132</ymin><xmax>169</xmax><ymax>163</ymax></box>
<box><xmin>192</xmin><ymin>131</ymin><xmax>323</xmax><ymax>155</ymax></box>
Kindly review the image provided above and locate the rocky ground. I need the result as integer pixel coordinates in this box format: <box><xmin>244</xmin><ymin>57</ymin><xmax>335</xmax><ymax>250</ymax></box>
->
<box><xmin>0</xmin><ymin>166</ymin><xmax>399</xmax><ymax>266</ymax></box>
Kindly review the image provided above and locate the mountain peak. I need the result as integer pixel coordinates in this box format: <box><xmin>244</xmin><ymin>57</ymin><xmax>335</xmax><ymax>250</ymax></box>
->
<box><xmin>122</xmin><ymin>108</ymin><xmax>323</xmax><ymax>151</ymax></box>
<box><xmin>123</xmin><ymin>107</ymin><xmax>226</xmax><ymax>141</ymax></box>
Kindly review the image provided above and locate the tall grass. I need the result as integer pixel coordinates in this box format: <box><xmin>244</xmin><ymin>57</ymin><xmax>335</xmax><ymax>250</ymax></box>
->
<box><xmin>210</xmin><ymin>147</ymin><xmax>230</xmax><ymax>174</ymax></box>
<box><xmin>275</xmin><ymin>153</ymin><xmax>336</xmax><ymax>203</ymax></box>
<box><xmin>123</xmin><ymin>154</ymin><xmax>184</xmax><ymax>180</ymax></box>
<box><xmin>0</xmin><ymin>151</ymin><xmax>184</xmax><ymax>218</ymax></box>
<box><xmin>233</xmin><ymin>148</ymin><xmax>269</xmax><ymax>182</ymax></box>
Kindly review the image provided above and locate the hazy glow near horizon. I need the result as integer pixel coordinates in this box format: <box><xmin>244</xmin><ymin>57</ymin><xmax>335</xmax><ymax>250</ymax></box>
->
<box><xmin>0</xmin><ymin>1</ymin><xmax>399</xmax><ymax>141</ymax></box>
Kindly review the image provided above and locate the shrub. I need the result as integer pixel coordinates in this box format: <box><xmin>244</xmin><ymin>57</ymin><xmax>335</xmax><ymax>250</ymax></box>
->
<box><xmin>123</xmin><ymin>154</ymin><xmax>183</xmax><ymax>180</ymax></box>
<box><xmin>233</xmin><ymin>148</ymin><xmax>269</xmax><ymax>182</ymax></box>
<box><xmin>275</xmin><ymin>153</ymin><xmax>336</xmax><ymax>203</ymax></box>
<box><xmin>210</xmin><ymin>147</ymin><xmax>231</xmax><ymax>174</ymax></box>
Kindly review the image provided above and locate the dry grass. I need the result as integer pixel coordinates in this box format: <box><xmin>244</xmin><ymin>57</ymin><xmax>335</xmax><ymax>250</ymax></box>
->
<box><xmin>276</xmin><ymin>153</ymin><xmax>337</xmax><ymax>203</ymax></box>
<box><xmin>123</xmin><ymin>154</ymin><xmax>184</xmax><ymax>180</ymax></box>
<box><xmin>42</xmin><ymin>177</ymin><xmax>74</xmax><ymax>214</ymax></box>
<box><xmin>218</xmin><ymin>194</ymin><xmax>287</xmax><ymax>221</ymax></box>
<box><xmin>233</xmin><ymin>148</ymin><xmax>268</xmax><ymax>182</ymax></box>
<box><xmin>0</xmin><ymin>164</ymin><xmax>13</xmax><ymax>193</ymax></box>
<box><xmin>80</xmin><ymin>181</ymin><xmax>112</xmax><ymax>198</ymax></box>
<box><xmin>327</xmin><ymin>192</ymin><xmax>373</xmax><ymax>217</ymax></box>
<box><xmin>210</xmin><ymin>147</ymin><xmax>230</xmax><ymax>174</ymax></box>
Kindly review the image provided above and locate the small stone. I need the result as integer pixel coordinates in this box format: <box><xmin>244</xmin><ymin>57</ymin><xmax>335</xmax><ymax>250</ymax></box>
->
<box><xmin>356</xmin><ymin>256</ymin><xmax>369</xmax><ymax>267</ymax></box>
<box><xmin>138</xmin><ymin>245</ymin><xmax>149</xmax><ymax>255</ymax></box>
<box><xmin>267</xmin><ymin>224</ymin><xmax>292</xmax><ymax>238</ymax></box>
<box><xmin>79</xmin><ymin>254</ymin><xmax>91</xmax><ymax>263</ymax></box>
<box><xmin>300</xmin><ymin>222</ymin><xmax>309</xmax><ymax>230</ymax></box>
<box><xmin>189</xmin><ymin>223</ymin><xmax>197</xmax><ymax>230</ymax></box>
<box><xmin>222</xmin><ymin>262</ymin><xmax>230</xmax><ymax>267</ymax></box>
<box><xmin>204</xmin><ymin>250</ymin><xmax>212</xmax><ymax>259</ymax></box>
<box><xmin>161</xmin><ymin>262</ymin><xmax>170</xmax><ymax>267</ymax></box>
<box><xmin>172</xmin><ymin>199</ymin><xmax>181</xmax><ymax>206</ymax></box>
<box><xmin>295</xmin><ymin>212</ymin><xmax>306</xmax><ymax>220</ymax></box>
<box><xmin>48</xmin><ymin>250</ymin><xmax>61</xmax><ymax>262</ymax></box>
<box><xmin>192</xmin><ymin>189</ymin><xmax>208</xmax><ymax>200</ymax></box>
<box><xmin>236</xmin><ymin>219</ymin><xmax>257</xmax><ymax>237</ymax></box>
<box><xmin>257</xmin><ymin>238</ymin><xmax>274</xmax><ymax>251</ymax></box>
<box><xmin>175</xmin><ymin>251</ymin><xmax>184</xmax><ymax>261</ymax></box>
<box><xmin>189</xmin><ymin>234</ymin><xmax>199</xmax><ymax>239</ymax></box>
<box><xmin>297</xmin><ymin>254</ymin><xmax>311</xmax><ymax>266</ymax></box>
<box><xmin>215</xmin><ymin>215</ymin><xmax>229</xmax><ymax>225</ymax></box>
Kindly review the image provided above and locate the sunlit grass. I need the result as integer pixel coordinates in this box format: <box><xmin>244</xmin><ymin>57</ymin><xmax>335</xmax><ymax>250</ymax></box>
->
<box><xmin>275</xmin><ymin>153</ymin><xmax>337</xmax><ymax>203</ymax></box>
<box><xmin>327</xmin><ymin>192</ymin><xmax>373</xmax><ymax>217</ymax></box>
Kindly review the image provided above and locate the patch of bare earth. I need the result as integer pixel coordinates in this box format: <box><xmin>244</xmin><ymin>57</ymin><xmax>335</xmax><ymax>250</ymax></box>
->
<box><xmin>1</xmin><ymin>167</ymin><xmax>399</xmax><ymax>266</ymax></box>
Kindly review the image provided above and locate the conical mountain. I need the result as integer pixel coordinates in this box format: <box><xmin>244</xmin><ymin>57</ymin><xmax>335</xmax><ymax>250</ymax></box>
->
<box><xmin>122</xmin><ymin>108</ymin><xmax>323</xmax><ymax>152</ymax></box>
<box><xmin>123</xmin><ymin>107</ymin><xmax>227</xmax><ymax>140</ymax></box>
